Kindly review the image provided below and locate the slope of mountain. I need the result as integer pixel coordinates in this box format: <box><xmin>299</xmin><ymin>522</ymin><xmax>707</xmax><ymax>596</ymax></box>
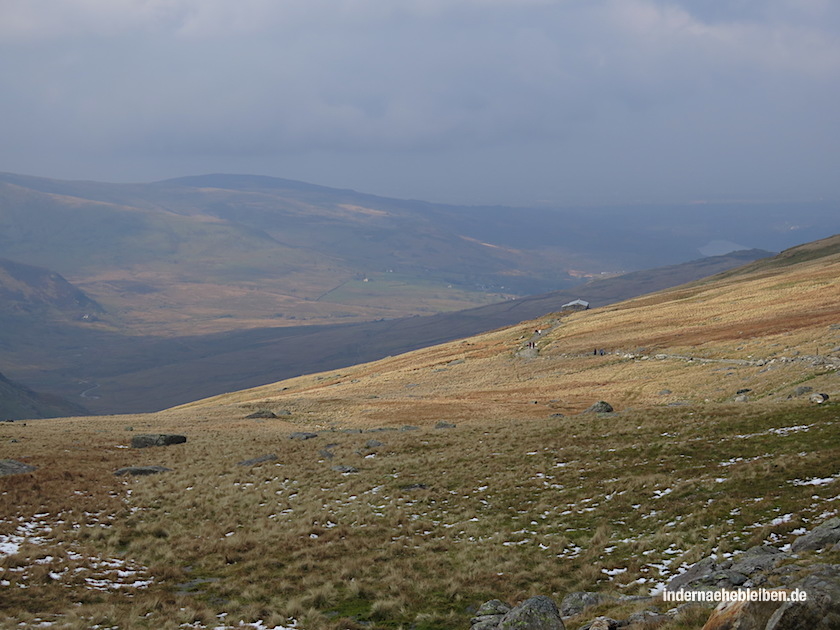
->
<box><xmin>0</xmin><ymin>371</ymin><xmax>90</xmax><ymax>420</ymax></box>
<box><xmin>183</xmin><ymin>233</ymin><xmax>840</xmax><ymax>419</ymax></box>
<box><xmin>1</xmin><ymin>249</ymin><xmax>770</xmax><ymax>414</ymax></box>
<box><xmin>0</xmin><ymin>257</ymin><xmax>104</xmax><ymax>319</ymax></box>
<box><xmin>2</xmin><ymin>171</ymin><xmax>838</xmax><ymax>336</ymax></box>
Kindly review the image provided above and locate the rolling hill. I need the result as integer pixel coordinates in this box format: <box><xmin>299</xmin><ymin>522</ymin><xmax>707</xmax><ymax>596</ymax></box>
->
<box><xmin>180</xmin><ymin>233</ymin><xmax>840</xmax><ymax>422</ymax></box>
<box><xmin>1</xmin><ymin>234</ymin><xmax>837</xmax><ymax>630</ymax></box>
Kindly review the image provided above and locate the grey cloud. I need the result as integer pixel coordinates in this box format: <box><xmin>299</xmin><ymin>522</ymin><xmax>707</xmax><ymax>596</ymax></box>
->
<box><xmin>0</xmin><ymin>0</ymin><xmax>838</xmax><ymax>204</ymax></box>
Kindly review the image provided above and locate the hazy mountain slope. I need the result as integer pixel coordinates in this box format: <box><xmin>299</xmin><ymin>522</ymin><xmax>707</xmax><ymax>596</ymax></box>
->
<box><xmin>0</xmin><ymin>371</ymin><xmax>90</xmax><ymax>420</ymax></box>
<box><xmin>5</xmin><ymin>249</ymin><xmax>769</xmax><ymax>414</ymax></box>
<box><xmin>181</xmin><ymin>234</ymin><xmax>840</xmax><ymax>420</ymax></box>
<box><xmin>2</xmin><ymin>171</ymin><xmax>839</xmax><ymax>337</ymax></box>
<box><xmin>0</xmin><ymin>173</ymin><xmax>580</xmax><ymax>334</ymax></box>
<box><xmin>0</xmin><ymin>257</ymin><xmax>104</xmax><ymax>318</ymax></box>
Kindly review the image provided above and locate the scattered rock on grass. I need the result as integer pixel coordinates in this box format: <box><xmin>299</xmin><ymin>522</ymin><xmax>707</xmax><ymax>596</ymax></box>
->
<box><xmin>114</xmin><ymin>465</ymin><xmax>171</xmax><ymax>476</ymax></box>
<box><xmin>332</xmin><ymin>464</ymin><xmax>358</xmax><ymax>473</ymax></box>
<box><xmin>0</xmin><ymin>459</ymin><xmax>36</xmax><ymax>476</ymax></box>
<box><xmin>560</xmin><ymin>592</ymin><xmax>613</xmax><ymax>617</ymax></box>
<box><xmin>245</xmin><ymin>410</ymin><xmax>277</xmax><ymax>419</ymax></box>
<box><xmin>809</xmin><ymin>392</ymin><xmax>830</xmax><ymax>404</ymax></box>
<box><xmin>582</xmin><ymin>401</ymin><xmax>614</xmax><ymax>414</ymax></box>
<box><xmin>236</xmin><ymin>453</ymin><xmax>278</xmax><ymax>467</ymax></box>
<box><xmin>584</xmin><ymin>617</ymin><xmax>619</xmax><ymax>630</ymax></box>
<box><xmin>498</xmin><ymin>596</ymin><xmax>565</xmax><ymax>630</ymax></box>
<box><xmin>130</xmin><ymin>434</ymin><xmax>187</xmax><ymax>448</ymax></box>
<box><xmin>289</xmin><ymin>432</ymin><xmax>318</xmax><ymax>440</ymax></box>
<box><xmin>435</xmin><ymin>421</ymin><xmax>456</xmax><ymax>429</ymax></box>
<box><xmin>471</xmin><ymin>599</ymin><xmax>512</xmax><ymax>630</ymax></box>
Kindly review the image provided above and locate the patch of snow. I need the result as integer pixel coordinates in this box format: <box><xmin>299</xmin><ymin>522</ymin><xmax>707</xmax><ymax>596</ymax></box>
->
<box><xmin>791</xmin><ymin>475</ymin><xmax>839</xmax><ymax>487</ymax></box>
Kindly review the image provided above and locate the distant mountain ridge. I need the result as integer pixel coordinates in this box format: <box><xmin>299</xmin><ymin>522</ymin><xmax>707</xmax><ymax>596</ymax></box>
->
<box><xmin>1</xmin><ymin>171</ymin><xmax>838</xmax><ymax>339</ymax></box>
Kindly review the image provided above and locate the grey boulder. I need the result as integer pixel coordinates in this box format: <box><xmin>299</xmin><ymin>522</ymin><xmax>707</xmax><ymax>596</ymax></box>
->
<box><xmin>130</xmin><ymin>434</ymin><xmax>187</xmax><ymax>448</ymax></box>
<box><xmin>791</xmin><ymin>517</ymin><xmax>840</xmax><ymax>552</ymax></box>
<box><xmin>765</xmin><ymin>567</ymin><xmax>840</xmax><ymax>630</ymax></box>
<box><xmin>498</xmin><ymin>596</ymin><xmax>565</xmax><ymax>630</ymax></box>
<box><xmin>583</xmin><ymin>401</ymin><xmax>614</xmax><ymax>414</ymax></box>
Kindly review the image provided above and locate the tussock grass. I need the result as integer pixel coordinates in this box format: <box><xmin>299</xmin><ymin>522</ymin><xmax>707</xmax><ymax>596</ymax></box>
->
<box><xmin>1</xmin><ymin>399</ymin><xmax>838</xmax><ymax>629</ymax></box>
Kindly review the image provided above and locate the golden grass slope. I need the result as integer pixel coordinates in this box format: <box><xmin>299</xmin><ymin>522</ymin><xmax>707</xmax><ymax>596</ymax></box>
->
<box><xmin>181</xmin><ymin>234</ymin><xmax>840</xmax><ymax>425</ymax></box>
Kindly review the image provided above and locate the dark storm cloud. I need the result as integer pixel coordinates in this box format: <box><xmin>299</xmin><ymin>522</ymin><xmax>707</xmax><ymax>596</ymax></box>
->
<box><xmin>1</xmin><ymin>0</ymin><xmax>838</xmax><ymax>204</ymax></box>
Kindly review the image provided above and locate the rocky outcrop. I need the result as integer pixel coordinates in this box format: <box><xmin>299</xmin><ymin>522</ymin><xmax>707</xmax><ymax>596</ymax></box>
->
<box><xmin>729</xmin><ymin>546</ymin><xmax>786</xmax><ymax>577</ymax></box>
<box><xmin>130</xmin><ymin>434</ymin><xmax>187</xmax><ymax>448</ymax></box>
<box><xmin>667</xmin><ymin>556</ymin><xmax>749</xmax><ymax>592</ymax></box>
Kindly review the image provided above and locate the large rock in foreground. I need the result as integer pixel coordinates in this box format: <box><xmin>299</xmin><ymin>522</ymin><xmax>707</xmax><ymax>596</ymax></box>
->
<box><xmin>498</xmin><ymin>596</ymin><xmax>565</xmax><ymax>630</ymax></box>
<box><xmin>130</xmin><ymin>434</ymin><xmax>187</xmax><ymax>448</ymax></box>
<box><xmin>766</xmin><ymin>567</ymin><xmax>840</xmax><ymax>629</ymax></box>
<box><xmin>790</xmin><ymin>517</ymin><xmax>840</xmax><ymax>552</ymax></box>
<box><xmin>701</xmin><ymin>598</ymin><xmax>785</xmax><ymax>630</ymax></box>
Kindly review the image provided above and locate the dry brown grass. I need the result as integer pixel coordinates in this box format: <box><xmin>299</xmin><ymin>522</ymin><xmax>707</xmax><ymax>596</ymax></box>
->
<box><xmin>1</xmin><ymin>240</ymin><xmax>839</xmax><ymax>629</ymax></box>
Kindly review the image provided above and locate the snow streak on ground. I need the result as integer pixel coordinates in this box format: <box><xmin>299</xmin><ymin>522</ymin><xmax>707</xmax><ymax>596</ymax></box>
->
<box><xmin>0</xmin><ymin>512</ymin><xmax>153</xmax><ymax>591</ymax></box>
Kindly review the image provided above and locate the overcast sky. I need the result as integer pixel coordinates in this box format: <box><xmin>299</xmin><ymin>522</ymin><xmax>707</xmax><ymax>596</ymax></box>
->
<box><xmin>1</xmin><ymin>0</ymin><xmax>839</xmax><ymax>205</ymax></box>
